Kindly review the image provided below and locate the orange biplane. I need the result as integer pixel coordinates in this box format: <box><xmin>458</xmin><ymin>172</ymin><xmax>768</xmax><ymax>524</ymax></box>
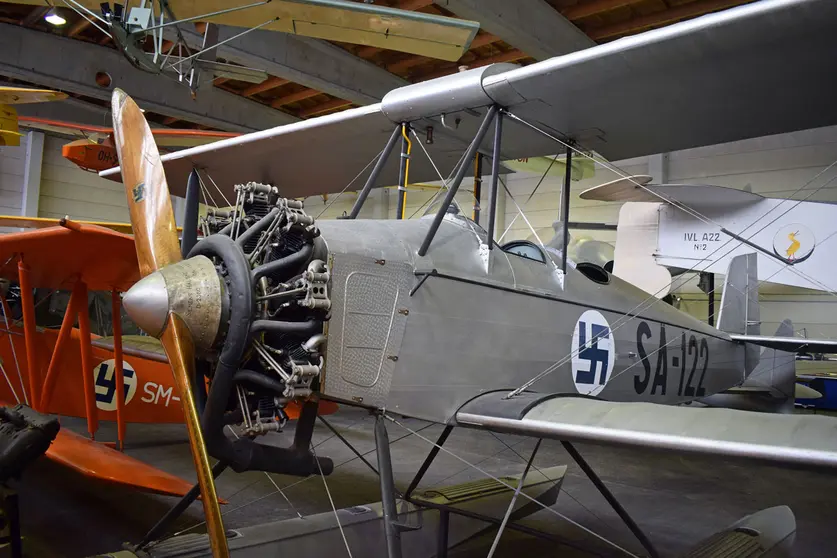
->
<box><xmin>0</xmin><ymin>216</ymin><xmax>335</xmax><ymax>497</ymax></box>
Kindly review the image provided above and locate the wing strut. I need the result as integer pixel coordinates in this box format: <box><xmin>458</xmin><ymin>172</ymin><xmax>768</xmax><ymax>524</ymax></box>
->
<box><xmin>562</xmin><ymin>441</ymin><xmax>660</xmax><ymax>558</ymax></box>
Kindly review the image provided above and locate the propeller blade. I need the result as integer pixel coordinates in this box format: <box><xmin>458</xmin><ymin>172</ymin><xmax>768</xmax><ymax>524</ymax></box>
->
<box><xmin>111</xmin><ymin>88</ymin><xmax>181</xmax><ymax>276</ymax></box>
<box><xmin>111</xmin><ymin>88</ymin><xmax>229</xmax><ymax>557</ymax></box>
<box><xmin>160</xmin><ymin>314</ymin><xmax>228</xmax><ymax>557</ymax></box>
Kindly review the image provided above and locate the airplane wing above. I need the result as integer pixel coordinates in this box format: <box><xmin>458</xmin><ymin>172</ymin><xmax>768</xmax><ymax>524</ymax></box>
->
<box><xmin>7</xmin><ymin>0</ymin><xmax>479</xmax><ymax>61</ymax></box>
<box><xmin>579</xmin><ymin>177</ymin><xmax>765</xmax><ymax>208</ymax></box>
<box><xmin>101</xmin><ymin>0</ymin><xmax>837</xmax><ymax>201</ymax></box>
<box><xmin>0</xmin><ymin>221</ymin><xmax>139</xmax><ymax>291</ymax></box>
<box><xmin>456</xmin><ymin>392</ymin><xmax>837</xmax><ymax>471</ymax></box>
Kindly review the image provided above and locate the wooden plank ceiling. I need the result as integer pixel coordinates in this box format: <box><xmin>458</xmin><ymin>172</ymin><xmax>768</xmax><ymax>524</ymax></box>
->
<box><xmin>0</xmin><ymin>0</ymin><xmax>756</xmax><ymax>130</ymax></box>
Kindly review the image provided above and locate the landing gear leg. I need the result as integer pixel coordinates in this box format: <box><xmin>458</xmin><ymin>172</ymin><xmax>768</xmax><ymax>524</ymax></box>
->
<box><xmin>375</xmin><ymin>413</ymin><xmax>403</xmax><ymax>558</ymax></box>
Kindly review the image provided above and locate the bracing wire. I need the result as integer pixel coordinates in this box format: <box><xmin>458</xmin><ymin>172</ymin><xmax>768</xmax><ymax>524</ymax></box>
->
<box><xmin>503</xmin><ymin>111</ymin><xmax>837</xmax><ymax>396</ymax></box>
<box><xmin>316</xmin><ymin>148</ymin><xmax>384</xmax><ymax>220</ymax></box>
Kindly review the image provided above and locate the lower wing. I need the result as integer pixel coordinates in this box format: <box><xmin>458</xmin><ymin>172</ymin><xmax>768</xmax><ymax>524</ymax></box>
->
<box><xmin>456</xmin><ymin>392</ymin><xmax>837</xmax><ymax>471</ymax></box>
<box><xmin>46</xmin><ymin>429</ymin><xmax>195</xmax><ymax>497</ymax></box>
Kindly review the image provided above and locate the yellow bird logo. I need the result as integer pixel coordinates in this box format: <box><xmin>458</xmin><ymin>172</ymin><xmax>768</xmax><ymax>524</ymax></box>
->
<box><xmin>786</xmin><ymin>231</ymin><xmax>801</xmax><ymax>259</ymax></box>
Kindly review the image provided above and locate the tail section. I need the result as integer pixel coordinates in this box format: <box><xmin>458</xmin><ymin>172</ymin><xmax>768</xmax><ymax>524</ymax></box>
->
<box><xmin>700</xmin><ymin>320</ymin><xmax>799</xmax><ymax>413</ymax></box>
<box><xmin>717</xmin><ymin>252</ymin><xmax>761</xmax><ymax>376</ymax></box>
<box><xmin>717</xmin><ymin>252</ymin><xmax>760</xmax><ymax>336</ymax></box>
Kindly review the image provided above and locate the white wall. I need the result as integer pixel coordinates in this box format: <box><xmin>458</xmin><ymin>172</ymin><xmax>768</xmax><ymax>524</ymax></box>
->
<box><xmin>38</xmin><ymin>135</ymin><xmax>129</xmax><ymax>222</ymax></box>
<box><xmin>0</xmin><ymin>134</ymin><xmax>26</xmax><ymax>216</ymax></box>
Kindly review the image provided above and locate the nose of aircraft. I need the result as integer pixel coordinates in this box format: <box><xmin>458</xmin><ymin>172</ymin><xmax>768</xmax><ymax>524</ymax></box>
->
<box><xmin>122</xmin><ymin>271</ymin><xmax>169</xmax><ymax>338</ymax></box>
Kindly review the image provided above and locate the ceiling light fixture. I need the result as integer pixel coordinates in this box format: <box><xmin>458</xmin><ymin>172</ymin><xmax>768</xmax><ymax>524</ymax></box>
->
<box><xmin>44</xmin><ymin>9</ymin><xmax>67</xmax><ymax>26</ymax></box>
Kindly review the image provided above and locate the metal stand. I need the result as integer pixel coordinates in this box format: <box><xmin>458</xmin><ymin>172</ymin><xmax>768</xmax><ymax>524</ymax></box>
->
<box><xmin>375</xmin><ymin>414</ymin><xmax>403</xmax><ymax>558</ymax></box>
<box><xmin>562</xmin><ymin>441</ymin><xmax>660</xmax><ymax>558</ymax></box>
<box><xmin>136</xmin><ymin>460</ymin><xmax>229</xmax><ymax>550</ymax></box>
<box><xmin>436</xmin><ymin>509</ymin><xmax>449</xmax><ymax>558</ymax></box>
<box><xmin>404</xmin><ymin>425</ymin><xmax>452</xmax><ymax>499</ymax></box>
<box><xmin>0</xmin><ymin>488</ymin><xmax>22</xmax><ymax>558</ymax></box>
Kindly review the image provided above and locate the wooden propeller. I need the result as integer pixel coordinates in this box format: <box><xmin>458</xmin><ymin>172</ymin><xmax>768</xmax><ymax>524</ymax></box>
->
<box><xmin>111</xmin><ymin>89</ymin><xmax>229</xmax><ymax>557</ymax></box>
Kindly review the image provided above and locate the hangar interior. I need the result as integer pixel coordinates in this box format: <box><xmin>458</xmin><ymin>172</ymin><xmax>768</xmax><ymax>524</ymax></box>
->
<box><xmin>0</xmin><ymin>1</ymin><xmax>836</xmax><ymax>557</ymax></box>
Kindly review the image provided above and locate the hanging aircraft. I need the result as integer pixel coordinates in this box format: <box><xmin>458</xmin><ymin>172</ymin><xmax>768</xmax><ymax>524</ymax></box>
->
<box><xmin>5</xmin><ymin>0</ymin><xmax>837</xmax><ymax>556</ymax></box>
<box><xmin>580</xmin><ymin>175</ymin><xmax>837</xmax><ymax>297</ymax></box>
<box><xmin>0</xmin><ymin>86</ymin><xmax>67</xmax><ymax>146</ymax></box>
<box><xmin>2</xmin><ymin>0</ymin><xmax>479</xmax><ymax>96</ymax></box>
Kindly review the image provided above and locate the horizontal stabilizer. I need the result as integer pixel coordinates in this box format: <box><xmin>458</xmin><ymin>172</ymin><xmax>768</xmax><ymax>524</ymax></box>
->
<box><xmin>456</xmin><ymin>392</ymin><xmax>837</xmax><ymax>471</ymax></box>
<box><xmin>730</xmin><ymin>334</ymin><xmax>837</xmax><ymax>354</ymax></box>
<box><xmin>580</xmin><ymin>177</ymin><xmax>763</xmax><ymax>208</ymax></box>
<box><xmin>46</xmin><ymin>429</ymin><xmax>195</xmax><ymax>497</ymax></box>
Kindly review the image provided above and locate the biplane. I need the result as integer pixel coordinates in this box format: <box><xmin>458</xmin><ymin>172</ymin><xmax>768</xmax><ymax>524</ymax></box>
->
<box><xmin>1</xmin><ymin>0</ymin><xmax>479</xmax><ymax>96</ymax></box>
<box><xmin>5</xmin><ymin>0</ymin><xmax>837</xmax><ymax>557</ymax></box>
<box><xmin>0</xmin><ymin>215</ymin><xmax>336</xmax><ymax>498</ymax></box>
<box><xmin>0</xmin><ymin>86</ymin><xmax>66</xmax><ymax>146</ymax></box>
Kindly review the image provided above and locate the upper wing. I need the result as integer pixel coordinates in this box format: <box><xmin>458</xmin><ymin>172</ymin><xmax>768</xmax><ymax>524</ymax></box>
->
<box><xmin>456</xmin><ymin>392</ymin><xmax>837</xmax><ymax>471</ymax></box>
<box><xmin>9</xmin><ymin>0</ymin><xmax>478</xmax><ymax>61</ymax></box>
<box><xmin>0</xmin><ymin>221</ymin><xmax>139</xmax><ymax>291</ymax></box>
<box><xmin>579</xmin><ymin>179</ymin><xmax>764</xmax><ymax>208</ymax></box>
<box><xmin>102</xmin><ymin>0</ymin><xmax>837</xmax><ymax>201</ymax></box>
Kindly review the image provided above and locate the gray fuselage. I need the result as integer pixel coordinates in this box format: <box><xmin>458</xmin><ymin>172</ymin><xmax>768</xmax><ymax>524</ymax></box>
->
<box><xmin>317</xmin><ymin>214</ymin><xmax>746</xmax><ymax>424</ymax></box>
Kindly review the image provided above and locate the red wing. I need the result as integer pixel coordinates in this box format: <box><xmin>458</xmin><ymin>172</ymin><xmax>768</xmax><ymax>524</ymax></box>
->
<box><xmin>46</xmin><ymin>429</ymin><xmax>195</xmax><ymax>497</ymax></box>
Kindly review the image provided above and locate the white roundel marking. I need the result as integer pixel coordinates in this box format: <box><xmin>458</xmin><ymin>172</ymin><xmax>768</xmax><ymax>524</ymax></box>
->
<box><xmin>772</xmin><ymin>223</ymin><xmax>814</xmax><ymax>264</ymax></box>
<box><xmin>571</xmin><ymin>310</ymin><xmax>615</xmax><ymax>395</ymax></box>
<box><xmin>93</xmin><ymin>359</ymin><xmax>137</xmax><ymax>411</ymax></box>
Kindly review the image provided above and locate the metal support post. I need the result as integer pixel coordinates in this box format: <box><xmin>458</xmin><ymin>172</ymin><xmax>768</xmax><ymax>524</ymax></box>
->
<box><xmin>75</xmin><ymin>281</ymin><xmax>99</xmax><ymax>439</ymax></box>
<box><xmin>17</xmin><ymin>260</ymin><xmax>38</xmax><ymax>409</ymax></box>
<box><xmin>486</xmin><ymin>111</ymin><xmax>503</xmax><ymax>248</ymax></box>
<box><xmin>375</xmin><ymin>414</ymin><xmax>403</xmax><ymax>558</ymax></box>
<box><xmin>436</xmin><ymin>509</ymin><xmax>449</xmax><ymax>558</ymax></box>
<box><xmin>418</xmin><ymin>106</ymin><xmax>498</xmax><ymax>257</ymax></box>
<box><xmin>561</xmin><ymin>441</ymin><xmax>660</xmax><ymax>558</ymax></box>
<box><xmin>349</xmin><ymin>126</ymin><xmax>401</xmax><ymax>219</ymax></box>
<box><xmin>472</xmin><ymin>153</ymin><xmax>483</xmax><ymax>224</ymax></box>
<box><xmin>708</xmin><ymin>273</ymin><xmax>715</xmax><ymax>326</ymax></box>
<box><xmin>111</xmin><ymin>289</ymin><xmax>126</xmax><ymax>450</ymax></box>
<box><xmin>405</xmin><ymin>425</ymin><xmax>453</xmax><ymax>499</ymax></box>
<box><xmin>39</xmin><ymin>285</ymin><xmax>81</xmax><ymax>410</ymax></box>
<box><xmin>137</xmin><ymin>460</ymin><xmax>229</xmax><ymax>550</ymax></box>
<box><xmin>560</xmin><ymin>143</ymin><xmax>573</xmax><ymax>275</ymax></box>
<box><xmin>181</xmin><ymin>169</ymin><xmax>201</xmax><ymax>258</ymax></box>
<box><xmin>397</xmin><ymin>124</ymin><xmax>410</xmax><ymax>220</ymax></box>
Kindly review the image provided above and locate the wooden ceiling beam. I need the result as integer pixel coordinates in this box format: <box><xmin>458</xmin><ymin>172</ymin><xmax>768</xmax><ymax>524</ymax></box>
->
<box><xmin>420</xmin><ymin>48</ymin><xmax>527</xmax><ymax>81</ymax></box>
<box><xmin>398</xmin><ymin>0</ymin><xmax>435</xmax><ymax>10</ymax></box>
<box><xmin>298</xmin><ymin>98</ymin><xmax>352</xmax><ymax>118</ymax></box>
<box><xmin>588</xmin><ymin>0</ymin><xmax>749</xmax><ymax>41</ymax></box>
<box><xmin>21</xmin><ymin>6</ymin><xmax>49</xmax><ymax>26</ymax></box>
<box><xmin>67</xmin><ymin>18</ymin><xmax>91</xmax><ymax>37</ymax></box>
<box><xmin>387</xmin><ymin>32</ymin><xmax>499</xmax><ymax>74</ymax></box>
<box><xmin>270</xmin><ymin>88</ymin><xmax>322</xmax><ymax>108</ymax></box>
<box><xmin>241</xmin><ymin>76</ymin><xmax>290</xmax><ymax>97</ymax></box>
<box><xmin>561</xmin><ymin>0</ymin><xmax>644</xmax><ymax>21</ymax></box>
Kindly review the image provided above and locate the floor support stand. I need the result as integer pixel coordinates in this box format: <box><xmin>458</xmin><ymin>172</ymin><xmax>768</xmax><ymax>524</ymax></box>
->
<box><xmin>136</xmin><ymin>460</ymin><xmax>228</xmax><ymax>550</ymax></box>
<box><xmin>375</xmin><ymin>413</ymin><xmax>403</xmax><ymax>558</ymax></box>
<box><xmin>405</xmin><ymin>425</ymin><xmax>452</xmax><ymax>499</ymax></box>
<box><xmin>562</xmin><ymin>441</ymin><xmax>660</xmax><ymax>558</ymax></box>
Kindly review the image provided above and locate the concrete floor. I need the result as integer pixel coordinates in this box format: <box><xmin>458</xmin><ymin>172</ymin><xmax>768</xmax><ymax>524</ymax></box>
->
<box><xmin>9</xmin><ymin>407</ymin><xmax>837</xmax><ymax>557</ymax></box>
